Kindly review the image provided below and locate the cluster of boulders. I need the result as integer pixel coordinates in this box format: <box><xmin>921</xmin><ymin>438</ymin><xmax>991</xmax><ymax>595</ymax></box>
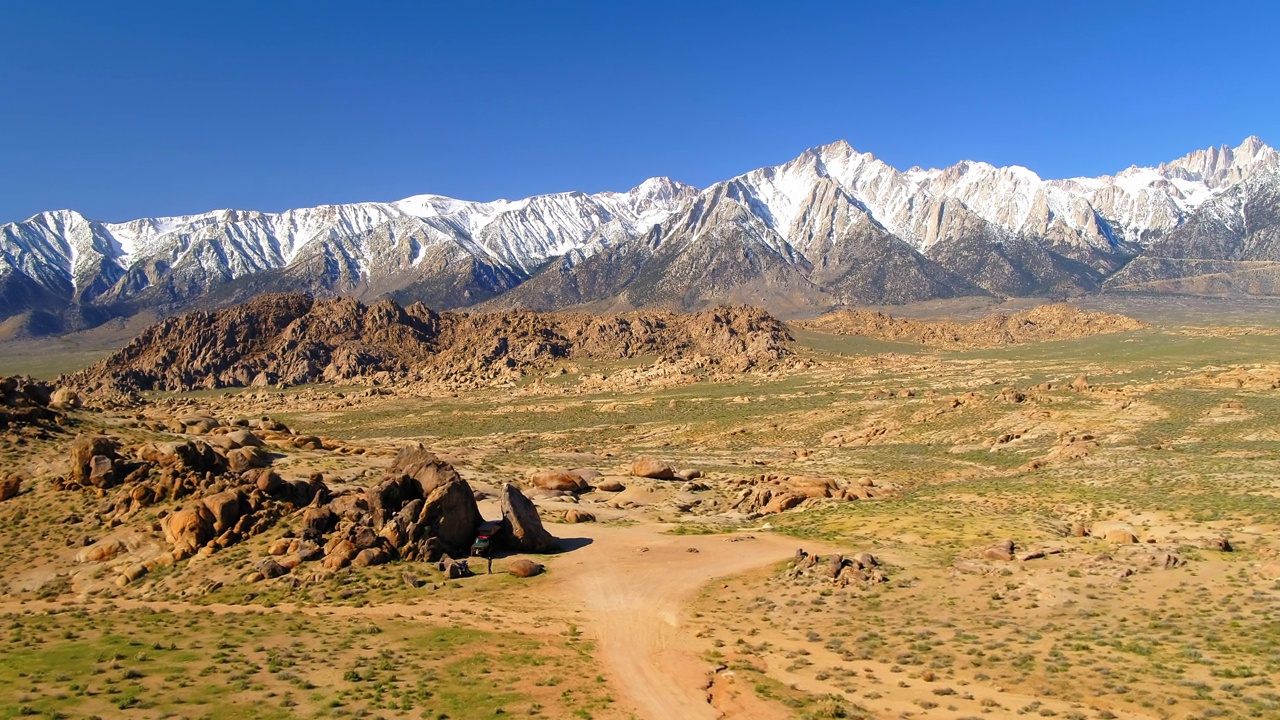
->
<box><xmin>55</xmin><ymin>416</ymin><xmax>335</xmax><ymax>585</ymax></box>
<box><xmin>60</xmin><ymin>415</ymin><xmax>285</xmax><ymax>502</ymax></box>
<box><xmin>524</xmin><ymin>456</ymin><xmax>699</xmax><ymax>498</ymax></box>
<box><xmin>246</xmin><ymin>446</ymin><xmax>560</xmax><ymax>582</ymax></box>
<box><xmin>956</xmin><ymin>525</ymin><xmax>1236</xmax><ymax>580</ymax></box>
<box><xmin>729</xmin><ymin>474</ymin><xmax>888</xmax><ymax>516</ymax></box>
<box><xmin>62</xmin><ymin>426</ymin><xmax>562</xmax><ymax>585</ymax></box>
<box><xmin>785</xmin><ymin>548</ymin><xmax>886</xmax><ymax>588</ymax></box>
<box><xmin>0</xmin><ymin>375</ymin><xmax>68</xmax><ymax>434</ymax></box>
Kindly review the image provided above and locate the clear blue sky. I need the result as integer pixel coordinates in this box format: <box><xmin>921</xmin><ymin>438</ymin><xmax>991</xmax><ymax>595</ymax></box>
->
<box><xmin>2</xmin><ymin>1</ymin><xmax>1277</xmax><ymax>224</ymax></box>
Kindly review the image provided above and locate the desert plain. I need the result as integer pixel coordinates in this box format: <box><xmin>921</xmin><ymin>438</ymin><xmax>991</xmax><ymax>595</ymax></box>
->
<box><xmin>0</xmin><ymin>295</ymin><xmax>1278</xmax><ymax>720</ymax></box>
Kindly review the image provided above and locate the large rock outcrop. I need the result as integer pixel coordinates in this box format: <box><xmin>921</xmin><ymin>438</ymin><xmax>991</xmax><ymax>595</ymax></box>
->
<box><xmin>65</xmin><ymin>294</ymin><xmax>794</xmax><ymax>393</ymax></box>
<box><xmin>499</xmin><ymin>483</ymin><xmax>558</xmax><ymax>553</ymax></box>
<box><xmin>797</xmin><ymin>304</ymin><xmax>1143</xmax><ymax>348</ymax></box>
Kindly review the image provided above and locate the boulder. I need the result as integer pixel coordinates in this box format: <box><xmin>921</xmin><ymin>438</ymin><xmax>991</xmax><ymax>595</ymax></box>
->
<box><xmin>49</xmin><ymin>387</ymin><xmax>81</xmax><ymax>410</ymax></box>
<box><xmin>329</xmin><ymin>493</ymin><xmax>369</xmax><ymax>521</ymax></box>
<box><xmin>87</xmin><ymin>455</ymin><xmax>116</xmax><ymax>487</ymax></box>
<box><xmin>352</xmin><ymin>546</ymin><xmax>392</xmax><ymax>568</ymax></box>
<box><xmin>202</xmin><ymin>490</ymin><xmax>245</xmax><ymax>533</ymax></box>
<box><xmin>563</xmin><ymin>509</ymin><xmax>596</xmax><ymax>523</ymax></box>
<box><xmin>321</xmin><ymin>539</ymin><xmax>359</xmax><ymax>570</ymax></box>
<box><xmin>595</xmin><ymin>478</ymin><xmax>626</xmax><ymax>492</ymax></box>
<box><xmin>293</xmin><ymin>435</ymin><xmax>324</xmax><ymax>450</ymax></box>
<box><xmin>130</xmin><ymin>484</ymin><xmax>155</xmax><ymax>508</ymax></box>
<box><xmin>994</xmin><ymin>386</ymin><xmax>1026</xmax><ymax>403</ymax></box>
<box><xmin>631</xmin><ymin>456</ymin><xmax>677</xmax><ymax>479</ymax></box>
<box><xmin>282</xmin><ymin>478</ymin><xmax>327</xmax><ymax>507</ymax></box>
<box><xmin>119</xmin><ymin>564</ymin><xmax>148</xmax><ymax>585</ymax></box>
<box><xmin>982</xmin><ymin>539</ymin><xmax>1016</xmax><ymax>562</ymax></box>
<box><xmin>76</xmin><ymin>537</ymin><xmax>127</xmax><ymax>563</ymax></box>
<box><xmin>301</xmin><ymin>504</ymin><xmax>338</xmax><ymax>536</ymax></box>
<box><xmin>0</xmin><ymin>474</ymin><xmax>21</xmax><ymax>501</ymax></box>
<box><xmin>255</xmin><ymin>470</ymin><xmax>283</xmax><ymax>494</ymax></box>
<box><xmin>179</xmin><ymin>415</ymin><xmax>221</xmax><ymax>434</ymax></box>
<box><xmin>851</xmin><ymin>552</ymin><xmax>879</xmax><ymax>569</ymax></box>
<box><xmin>530</xmin><ymin>469</ymin><xmax>589</xmax><ymax>493</ymax></box>
<box><xmin>367</xmin><ymin>475</ymin><xmax>421</xmax><ymax>527</ymax></box>
<box><xmin>227</xmin><ymin>428</ymin><xmax>263</xmax><ymax>447</ymax></box>
<box><xmin>1203</xmin><ymin>537</ymin><xmax>1233</xmax><ymax>552</ymax></box>
<box><xmin>226</xmin><ymin>446</ymin><xmax>271</xmax><ymax>473</ymax></box>
<box><xmin>1091</xmin><ymin>521</ymin><xmax>1138</xmax><ymax>544</ymax></box>
<box><xmin>499</xmin><ymin>483</ymin><xmax>558</xmax><ymax>553</ymax></box>
<box><xmin>346</xmin><ymin>525</ymin><xmax>380</xmax><ymax>550</ymax></box>
<box><xmin>761</xmin><ymin>492</ymin><xmax>805</xmax><ymax>514</ymax></box>
<box><xmin>438</xmin><ymin>555</ymin><xmax>470</xmax><ymax>579</ymax></box>
<box><xmin>419</xmin><ymin>475</ymin><xmax>484</xmax><ymax>558</ymax></box>
<box><xmin>258</xmin><ymin>417</ymin><xmax>288</xmax><ymax>432</ymax></box>
<box><xmin>296</xmin><ymin>540</ymin><xmax>323</xmax><ymax>561</ymax></box>
<box><xmin>786</xmin><ymin>476</ymin><xmax>840</xmax><ymax>499</ymax></box>
<box><xmin>508</xmin><ymin>559</ymin><xmax>544</xmax><ymax>578</ymax></box>
<box><xmin>139</xmin><ymin>439</ymin><xmax>224</xmax><ymax>474</ymax></box>
<box><xmin>69</xmin><ymin>434</ymin><xmax>120</xmax><ymax>486</ymax></box>
<box><xmin>256</xmin><ymin>557</ymin><xmax>289</xmax><ymax>579</ymax></box>
<box><xmin>1106</xmin><ymin>529</ymin><xmax>1139</xmax><ymax>544</ymax></box>
<box><xmin>165</xmin><ymin>505</ymin><xmax>216</xmax><ymax>555</ymax></box>
<box><xmin>392</xmin><ymin>444</ymin><xmax>462</xmax><ymax>495</ymax></box>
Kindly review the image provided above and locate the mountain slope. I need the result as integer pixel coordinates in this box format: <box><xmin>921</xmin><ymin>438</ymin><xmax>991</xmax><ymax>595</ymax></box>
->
<box><xmin>3</xmin><ymin>136</ymin><xmax>1277</xmax><ymax>330</ymax></box>
<box><xmin>1105</xmin><ymin>168</ymin><xmax>1280</xmax><ymax>295</ymax></box>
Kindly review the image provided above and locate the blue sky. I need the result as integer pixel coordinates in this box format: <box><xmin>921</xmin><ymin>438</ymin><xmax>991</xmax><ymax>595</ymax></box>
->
<box><xmin>2</xmin><ymin>1</ymin><xmax>1277</xmax><ymax>223</ymax></box>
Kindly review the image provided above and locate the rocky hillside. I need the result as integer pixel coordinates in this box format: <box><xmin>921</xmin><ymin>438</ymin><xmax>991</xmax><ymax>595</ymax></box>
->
<box><xmin>797</xmin><ymin>303</ymin><xmax>1144</xmax><ymax>348</ymax></box>
<box><xmin>3</xmin><ymin>138</ymin><xmax>1277</xmax><ymax>334</ymax></box>
<box><xmin>66</xmin><ymin>293</ymin><xmax>793</xmax><ymax>393</ymax></box>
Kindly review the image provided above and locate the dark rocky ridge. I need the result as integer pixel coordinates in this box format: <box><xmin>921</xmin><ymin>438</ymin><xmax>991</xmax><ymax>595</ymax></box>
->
<box><xmin>66</xmin><ymin>293</ymin><xmax>794</xmax><ymax>393</ymax></box>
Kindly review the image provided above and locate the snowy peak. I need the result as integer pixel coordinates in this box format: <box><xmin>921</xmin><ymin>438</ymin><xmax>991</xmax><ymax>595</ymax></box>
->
<box><xmin>2</xmin><ymin>134</ymin><xmax>1278</xmax><ymax>329</ymax></box>
<box><xmin>1159</xmin><ymin>136</ymin><xmax>1278</xmax><ymax>188</ymax></box>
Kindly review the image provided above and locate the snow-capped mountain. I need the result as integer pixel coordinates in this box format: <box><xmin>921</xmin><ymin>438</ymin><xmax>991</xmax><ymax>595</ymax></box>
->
<box><xmin>2</xmin><ymin>137</ymin><xmax>1276</xmax><ymax>334</ymax></box>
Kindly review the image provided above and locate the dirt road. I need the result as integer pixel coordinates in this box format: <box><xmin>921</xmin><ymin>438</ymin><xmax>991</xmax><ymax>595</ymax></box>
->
<box><xmin>541</xmin><ymin>524</ymin><xmax>812</xmax><ymax>720</ymax></box>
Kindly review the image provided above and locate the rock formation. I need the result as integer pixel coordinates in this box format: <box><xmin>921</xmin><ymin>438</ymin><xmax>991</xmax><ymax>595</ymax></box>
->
<box><xmin>498</xmin><ymin>482</ymin><xmax>558</xmax><ymax>553</ymax></box>
<box><xmin>65</xmin><ymin>294</ymin><xmax>793</xmax><ymax>394</ymax></box>
<box><xmin>797</xmin><ymin>303</ymin><xmax>1143</xmax><ymax>348</ymax></box>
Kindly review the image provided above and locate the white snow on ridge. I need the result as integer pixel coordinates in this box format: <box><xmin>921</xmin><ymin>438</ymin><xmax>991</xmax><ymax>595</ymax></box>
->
<box><xmin>1</xmin><ymin>137</ymin><xmax>1276</xmax><ymax>298</ymax></box>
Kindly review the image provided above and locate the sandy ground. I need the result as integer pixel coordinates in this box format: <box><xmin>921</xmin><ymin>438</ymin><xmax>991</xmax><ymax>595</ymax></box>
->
<box><xmin>1</xmin><ymin>521</ymin><xmax>815</xmax><ymax>720</ymax></box>
<box><xmin>539</xmin><ymin>523</ymin><xmax>818</xmax><ymax>720</ymax></box>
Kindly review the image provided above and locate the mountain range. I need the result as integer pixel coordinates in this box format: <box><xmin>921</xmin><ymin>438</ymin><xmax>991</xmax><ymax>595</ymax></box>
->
<box><xmin>3</xmin><ymin>136</ymin><xmax>1278</xmax><ymax>336</ymax></box>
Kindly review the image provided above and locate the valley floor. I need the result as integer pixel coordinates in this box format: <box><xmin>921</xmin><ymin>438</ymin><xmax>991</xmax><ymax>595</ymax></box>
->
<box><xmin>3</xmin><ymin>304</ymin><xmax>1280</xmax><ymax>719</ymax></box>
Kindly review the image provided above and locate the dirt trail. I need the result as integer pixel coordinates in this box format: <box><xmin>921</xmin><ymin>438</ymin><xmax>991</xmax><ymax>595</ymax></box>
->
<box><xmin>540</xmin><ymin>524</ymin><xmax>818</xmax><ymax>720</ymax></box>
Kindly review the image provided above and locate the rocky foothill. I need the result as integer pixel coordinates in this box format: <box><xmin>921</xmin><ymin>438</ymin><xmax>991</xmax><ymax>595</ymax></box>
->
<box><xmin>796</xmin><ymin>303</ymin><xmax>1144</xmax><ymax>348</ymax></box>
<box><xmin>64</xmin><ymin>293</ymin><xmax>794</xmax><ymax>395</ymax></box>
<box><xmin>57</xmin><ymin>403</ymin><xmax>562</xmax><ymax>590</ymax></box>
